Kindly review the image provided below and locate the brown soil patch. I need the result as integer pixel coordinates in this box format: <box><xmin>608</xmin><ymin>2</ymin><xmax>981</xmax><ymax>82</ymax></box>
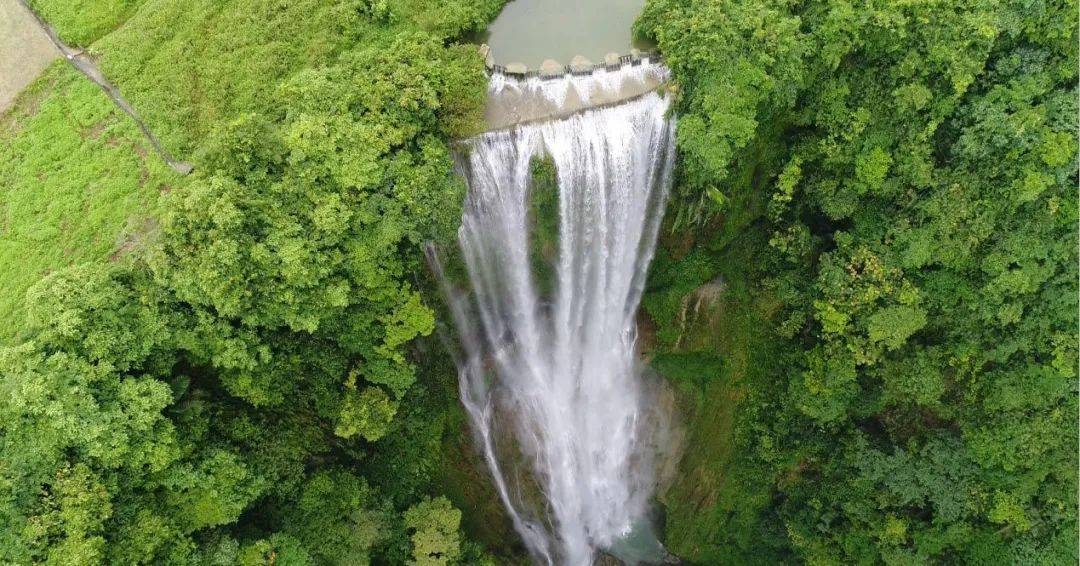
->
<box><xmin>0</xmin><ymin>0</ymin><xmax>60</xmax><ymax>114</ymax></box>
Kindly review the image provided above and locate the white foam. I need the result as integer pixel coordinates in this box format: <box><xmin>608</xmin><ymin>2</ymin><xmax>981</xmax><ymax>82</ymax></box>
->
<box><xmin>433</xmin><ymin>71</ymin><xmax>678</xmax><ymax>565</ymax></box>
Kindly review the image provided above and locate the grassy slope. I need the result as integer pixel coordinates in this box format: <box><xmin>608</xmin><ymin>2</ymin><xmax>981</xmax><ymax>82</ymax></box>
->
<box><xmin>436</xmin><ymin>404</ymin><xmax>532</xmax><ymax>564</ymax></box>
<box><xmin>90</xmin><ymin>0</ymin><xmax>379</xmax><ymax>156</ymax></box>
<box><xmin>28</xmin><ymin>0</ymin><xmax>384</xmax><ymax>158</ymax></box>
<box><xmin>27</xmin><ymin>0</ymin><xmax>149</xmax><ymax>45</ymax></box>
<box><xmin>0</xmin><ymin>63</ymin><xmax>180</xmax><ymax>340</ymax></box>
<box><xmin>87</xmin><ymin>0</ymin><xmax>502</xmax><ymax>157</ymax></box>
<box><xmin>1</xmin><ymin>0</ymin><xmax>393</xmax><ymax>341</ymax></box>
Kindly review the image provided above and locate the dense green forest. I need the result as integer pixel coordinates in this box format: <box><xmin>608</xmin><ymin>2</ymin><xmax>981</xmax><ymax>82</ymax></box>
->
<box><xmin>636</xmin><ymin>0</ymin><xmax>1078</xmax><ymax>562</ymax></box>
<box><xmin>1</xmin><ymin>0</ymin><xmax>1076</xmax><ymax>564</ymax></box>
<box><xmin>3</xmin><ymin>0</ymin><xmax>506</xmax><ymax>563</ymax></box>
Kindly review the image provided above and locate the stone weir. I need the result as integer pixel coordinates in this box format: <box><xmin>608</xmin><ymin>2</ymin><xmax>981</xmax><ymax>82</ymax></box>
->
<box><xmin>479</xmin><ymin>45</ymin><xmax>669</xmax><ymax>132</ymax></box>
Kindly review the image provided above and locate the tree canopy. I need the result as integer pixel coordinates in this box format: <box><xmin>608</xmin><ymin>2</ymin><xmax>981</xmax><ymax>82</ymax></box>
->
<box><xmin>637</xmin><ymin>0</ymin><xmax>1077</xmax><ymax>561</ymax></box>
<box><xmin>1</xmin><ymin>0</ymin><xmax>504</xmax><ymax>563</ymax></box>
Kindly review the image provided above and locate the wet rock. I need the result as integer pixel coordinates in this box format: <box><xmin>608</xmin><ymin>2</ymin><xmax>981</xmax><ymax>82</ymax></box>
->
<box><xmin>504</xmin><ymin>61</ymin><xmax>527</xmax><ymax>75</ymax></box>
<box><xmin>595</xmin><ymin>553</ymin><xmax>623</xmax><ymax>566</ymax></box>
<box><xmin>170</xmin><ymin>161</ymin><xmax>194</xmax><ymax>175</ymax></box>
<box><xmin>570</xmin><ymin>55</ymin><xmax>592</xmax><ymax>73</ymax></box>
<box><xmin>673</xmin><ymin>275</ymin><xmax>726</xmax><ymax>349</ymax></box>
<box><xmin>605</xmin><ymin>52</ymin><xmax>621</xmax><ymax>67</ymax></box>
<box><xmin>540</xmin><ymin>59</ymin><xmax>563</xmax><ymax>77</ymax></box>
<box><xmin>478</xmin><ymin>43</ymin><xmax>493</xmax><ymax>67</ymax></box>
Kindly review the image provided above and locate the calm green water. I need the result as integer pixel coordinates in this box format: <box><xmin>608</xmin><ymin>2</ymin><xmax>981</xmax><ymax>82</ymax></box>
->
<box><xmin>480</xmin><ymin>0</ymin><xmax>654</xmax><ymax>68</ymax></box>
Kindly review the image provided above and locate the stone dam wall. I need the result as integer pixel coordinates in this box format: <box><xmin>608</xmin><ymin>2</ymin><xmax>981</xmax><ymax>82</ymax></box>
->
<box><xmin>480</xmin><ymin>45</ymin><xmax>670</xmax><ymax>132</ymax></box>
<box><xmin>481</xmin><ymin>44</ymin><xmax>664</xmax><ymax>79</ymax></box>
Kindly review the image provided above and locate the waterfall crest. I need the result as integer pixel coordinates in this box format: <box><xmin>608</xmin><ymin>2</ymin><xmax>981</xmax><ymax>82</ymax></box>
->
<box><xmin>431</xmin><ymin>64</ymin><xmax>678</xmax><ymax>565</ymax></box>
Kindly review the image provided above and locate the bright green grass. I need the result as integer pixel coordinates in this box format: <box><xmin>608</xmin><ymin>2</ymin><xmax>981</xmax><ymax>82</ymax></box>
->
<box><xmin>89</xmin><ymin>0</ymin><xmax>381</xmax><ymax>156</ymax></box>
<box><xmin>26</xmin><ymin>0</ymin><xmax>385</xmax><ymax>158</ymax></box>
<box><xmin>83</xmin><ymin>0</ymin><xmax>500</xmax><ymax>157</ymax></box>
<box><xmin>27</xmin><ymin>0</ymin><xmax>149</xmax><ymax>46</ymax></box>
<box><xmin>0</xmin><ymin>63</ymin><xmax>181</xmax><ymax>340</ymax></box>
<box><xmin>4</xmin><ymin>0</ymin><xmax>457</xmax><ymax>344</ymax></box>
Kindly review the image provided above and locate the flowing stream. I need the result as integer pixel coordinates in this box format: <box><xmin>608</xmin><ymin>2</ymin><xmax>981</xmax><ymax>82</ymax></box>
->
<box><xmin>430</xmin><ymin>63</ymin><xmax>678</xmax><ymax>565</ymax></box>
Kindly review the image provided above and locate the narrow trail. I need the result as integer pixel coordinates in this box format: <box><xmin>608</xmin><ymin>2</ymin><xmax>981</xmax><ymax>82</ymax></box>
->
<box><xmin>14</xmin><ymin>0</ymin><xmax>193</xmax><ymax>175</ymax></box>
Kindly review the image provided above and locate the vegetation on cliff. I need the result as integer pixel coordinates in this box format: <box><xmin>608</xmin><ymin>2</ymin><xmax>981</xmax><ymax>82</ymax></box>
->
<box><xmin>636</xmin><ymin>0</ymin><xmax>1078</xmax><ymax>562</ymax></box>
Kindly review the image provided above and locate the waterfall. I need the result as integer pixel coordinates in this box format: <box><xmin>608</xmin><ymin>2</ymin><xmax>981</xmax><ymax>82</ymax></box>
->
<box><xmin>429</xmin><ymin>63</ymin><xmax>678</xmax><ymax>565</ymax></box>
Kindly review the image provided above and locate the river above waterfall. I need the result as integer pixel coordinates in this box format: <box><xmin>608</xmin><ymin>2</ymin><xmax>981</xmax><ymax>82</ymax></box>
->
<box><xmin>479</xmin><ymin>0</ymin><xmax>655</xmax><ymax>67</ymax></box>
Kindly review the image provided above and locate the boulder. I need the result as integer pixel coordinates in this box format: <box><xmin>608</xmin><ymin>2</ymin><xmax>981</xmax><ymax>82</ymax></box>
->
<box><xmin>594</xmin><ymin>553</ymin><xmax>622</xmax><ymax>566</ymax></box>
<box><xmin>504</xmin><ymin>62</ymin><xmax>527</xmax><ymax>75</ymax></box>
<box><xmin>569</xmin><ymin>55</ymin><xmax>592</xmax><ymax>73</ymax></box>
<box><xmin>604</xmin><ymin>52</ymin><xmax>621</xmax><ymax>67</ymax></box>
<box><xmin>170</xmin><ymin>161</ymin><xmax>194</xmax><ymax>175</ymax></box>
<box><xmin>540</xmin><ymin>59</ymin><xmax>563</xmax><ymax>77</ymax></box>
<box><xmin>478</xmin><ymin>43</ymin><xmax>494</xmax><ymax>68</ymax></box>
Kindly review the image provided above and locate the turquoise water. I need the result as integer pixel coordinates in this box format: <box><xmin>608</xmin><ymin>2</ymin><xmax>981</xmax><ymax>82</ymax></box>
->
<box><xmin>607</xmin><ymin>516</ymin><xmax>670</xmax><ymax>565</ymax></box>
<box><xmin>480</xmin><ymin>0</ymin><xmax>654</xmax><ymax>68</ymax></box>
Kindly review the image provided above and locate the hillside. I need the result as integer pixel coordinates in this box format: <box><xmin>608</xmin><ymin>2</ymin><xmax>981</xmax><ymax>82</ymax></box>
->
<box><xmin>1</xmin><ymin>0</ymin><xmax>1076</xmax><ymax>563</ymax></box>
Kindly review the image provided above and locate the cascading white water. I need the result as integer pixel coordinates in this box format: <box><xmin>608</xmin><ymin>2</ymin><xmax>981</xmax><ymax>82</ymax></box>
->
<box><xmin>430</xmin><ymin>63</ymin><xmax>678</xmax><ymax>565</ymax></box>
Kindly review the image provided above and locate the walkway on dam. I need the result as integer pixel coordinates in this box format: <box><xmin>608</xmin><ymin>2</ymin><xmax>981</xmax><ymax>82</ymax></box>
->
<box><xmin>480</xmin><ymin>48</ymin><xmax>668</xmax><ymax>132</ymax></box>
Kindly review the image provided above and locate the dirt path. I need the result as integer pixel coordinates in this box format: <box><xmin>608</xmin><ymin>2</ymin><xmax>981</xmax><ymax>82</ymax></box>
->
<box><xmin>0</xmin><ymin>0</ymin><xmax>60</xmax><ymax>112</ymax></box>
<box><xmin>5</xmin><ymin>0</ymin><xmax>193</xmax><ymax>175</ymax></box>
